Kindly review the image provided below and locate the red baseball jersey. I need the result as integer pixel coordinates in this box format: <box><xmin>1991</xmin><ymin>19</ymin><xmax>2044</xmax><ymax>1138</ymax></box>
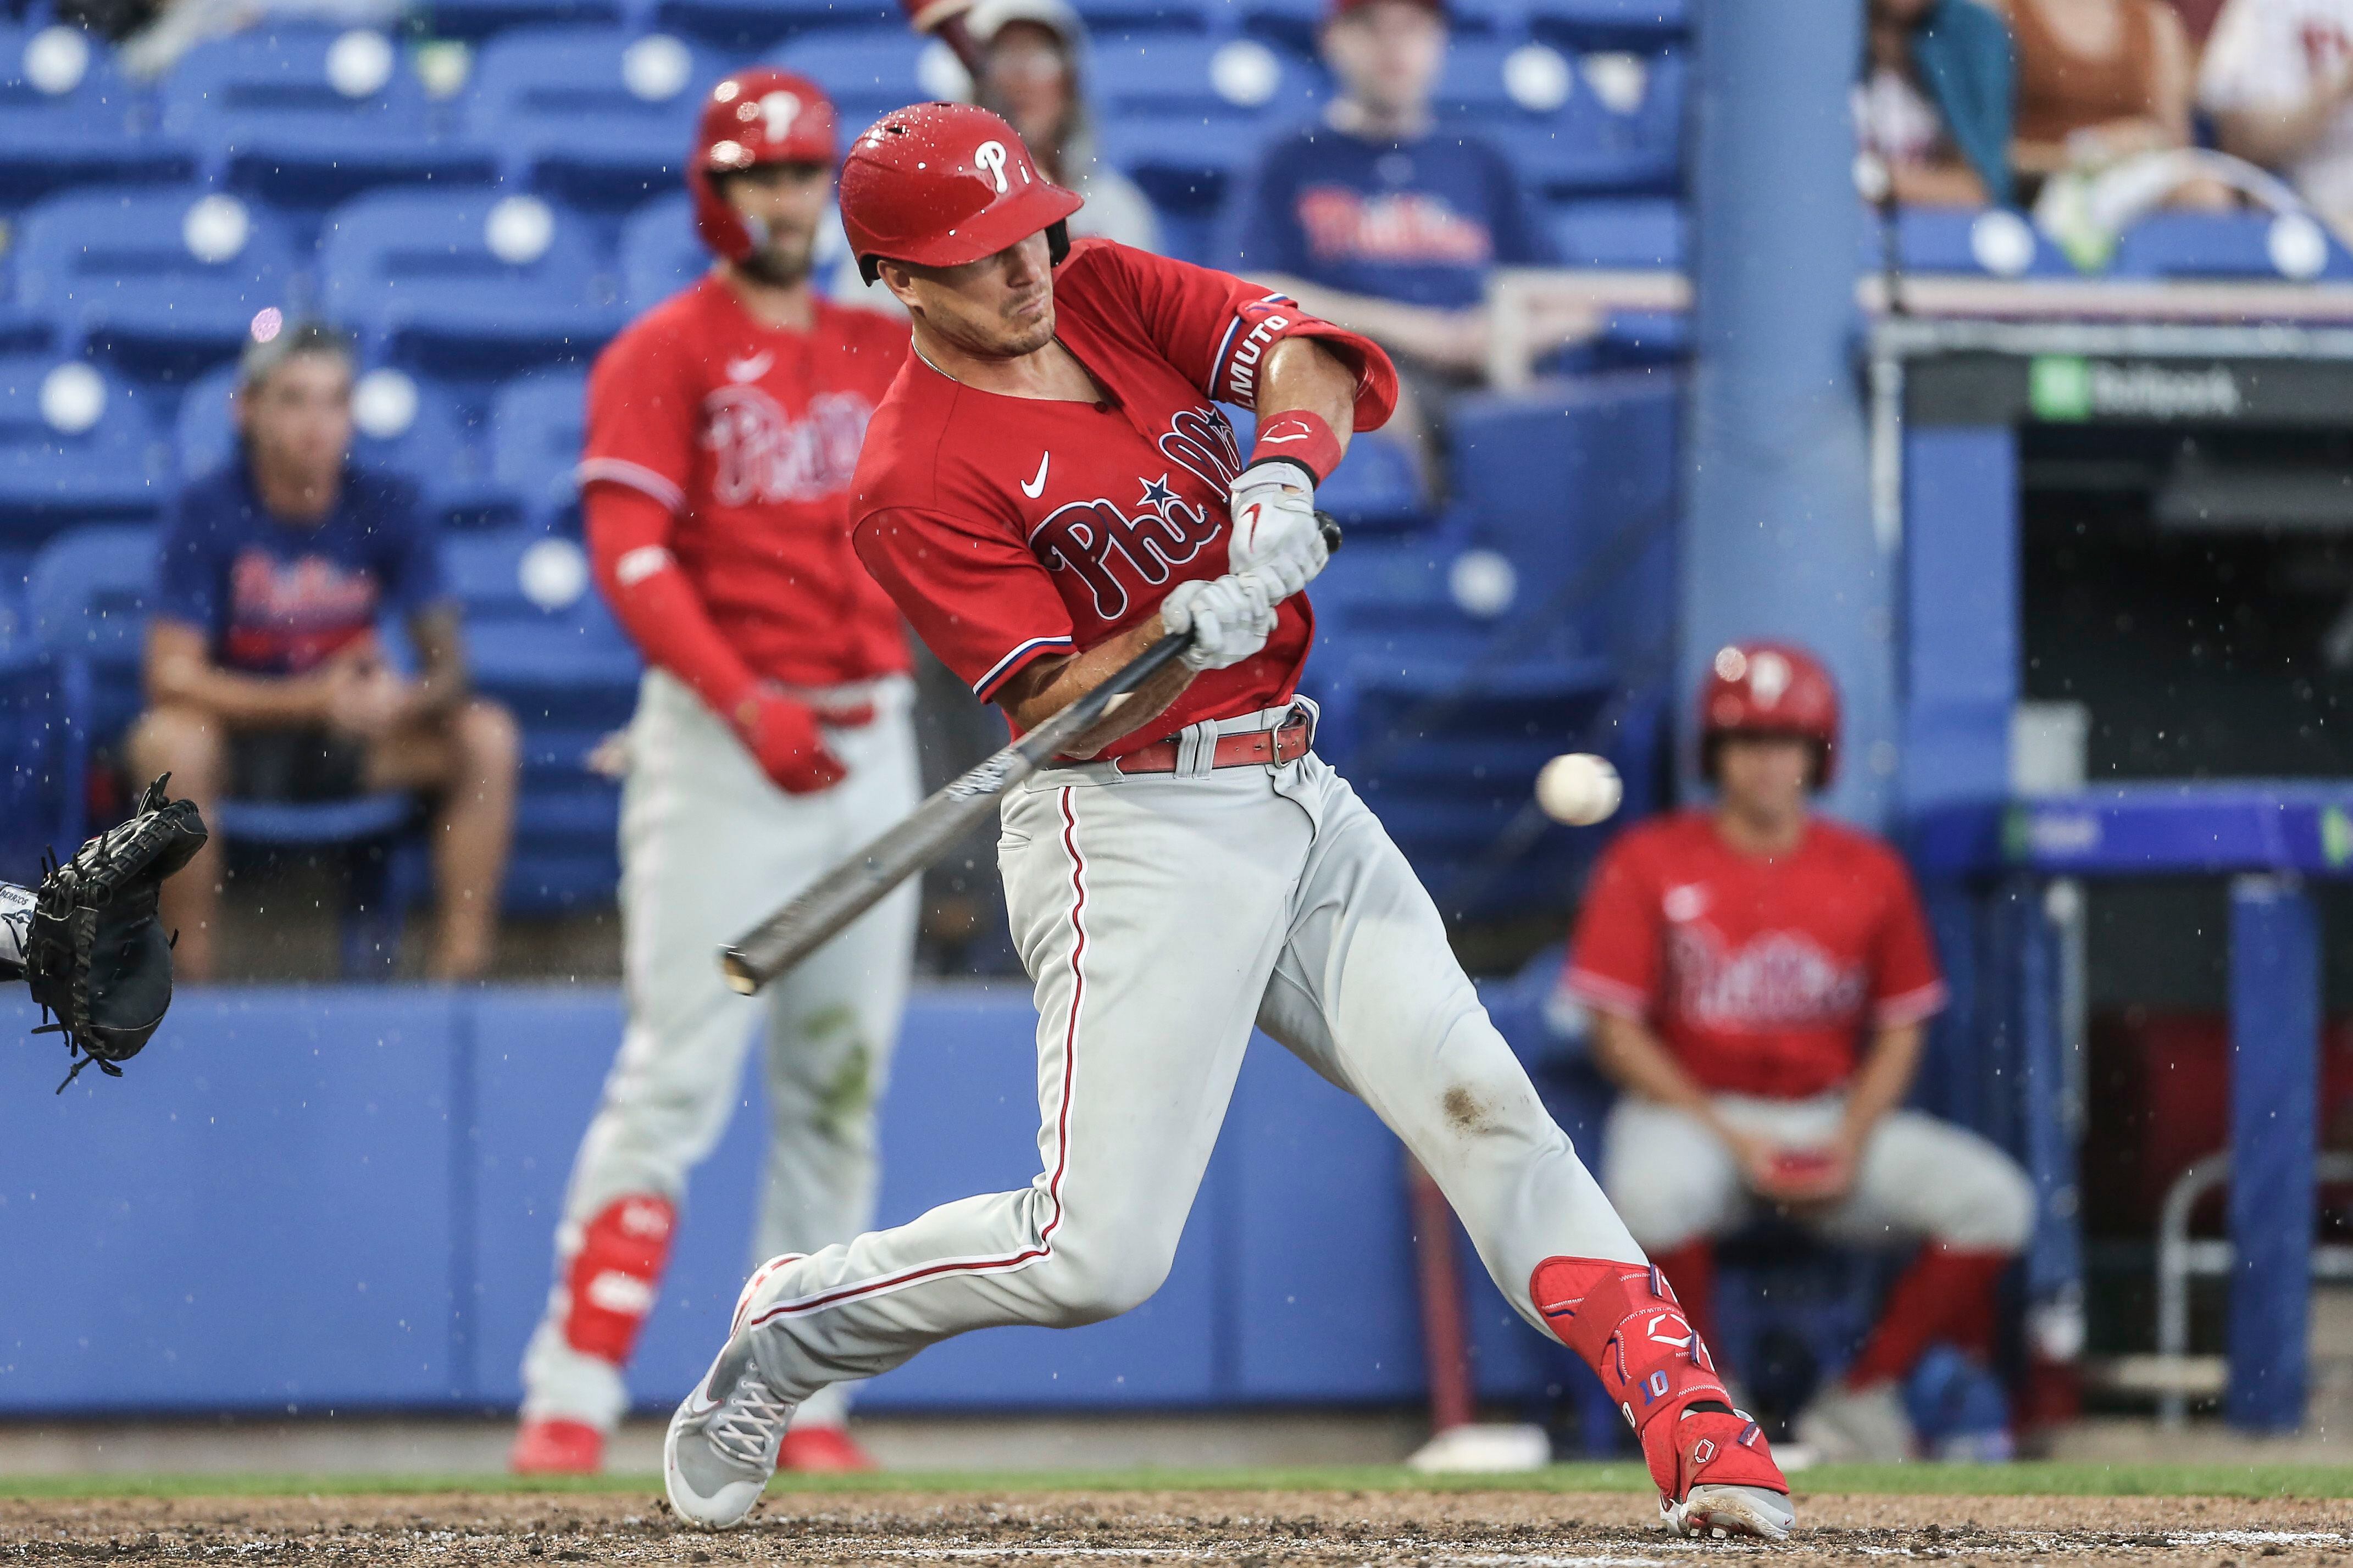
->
<box><xmin>579</xmin><ymin>276</ymin><xmax>912</xmax><ymax>687</ymax></box>
<box><xmin>848</xmin><ymin>238</ymin><xmax>1392</xmax><ymax>758</ymax></box>
<box><xmin>1564</xmin><ymin>811</ymin><xmax>1947</xmax><ymax>1099</ymax></box>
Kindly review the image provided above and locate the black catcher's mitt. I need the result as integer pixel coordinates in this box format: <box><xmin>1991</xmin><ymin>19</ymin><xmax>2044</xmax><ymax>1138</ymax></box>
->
<box><xmin>23</xmin><ymin>775</ymin><xmax>208</xmax><ymax>1091</ymax></box>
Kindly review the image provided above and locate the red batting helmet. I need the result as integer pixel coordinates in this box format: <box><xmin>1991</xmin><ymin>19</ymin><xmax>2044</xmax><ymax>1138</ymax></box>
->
<box><xmin>690</xmin><ymin>68</ymin><xmax>840</xmax><ymax>261</ymax></box>
<box><xmin>1699</xmin><ymin>641</ymin><xmax>1841</xmax><ymax>787</ymax></box>
<box><xmin>839</xmin><ymin>102</ymin><xmax>1083</xmax><ymax>283</ymax></box>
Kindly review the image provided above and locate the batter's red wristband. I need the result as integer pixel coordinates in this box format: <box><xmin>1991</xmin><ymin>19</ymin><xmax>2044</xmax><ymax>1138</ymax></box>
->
<box><xmin>1249</xmin><ymin>410</ymin><xmax>1343</xmax><ymax>485</ymax></box>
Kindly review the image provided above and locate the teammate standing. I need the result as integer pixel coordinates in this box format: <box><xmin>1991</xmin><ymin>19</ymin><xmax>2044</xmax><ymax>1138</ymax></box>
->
<box><xmin>1566</xmin><ymin>642</ymin><xmax>2034</xmax><ymax>1461</ymax></box>
<box><xmin>509</xmin><ymin>69</ymin><xmax>919</xmax><ymax>1476</ymax></box>
<box><xmin>658</xmin><ymin>104</ymin><xmax>1794</xmax><ymax>1539</ymax></box>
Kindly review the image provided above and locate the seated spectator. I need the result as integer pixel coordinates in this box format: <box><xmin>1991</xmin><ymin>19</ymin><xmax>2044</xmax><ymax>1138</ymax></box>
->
<box><xmin>2200</xmin><ymin>0</ymin><xmax>2353</xmax><ymax>238</ymax></box>
<box><xmin>1994</xmin><ymin>0</ymin><xmax>2201</xmax><ymax>181</ymax></box>
<box><xmin>969</xmin><ymin>0</ymin><xmax>1161</xmax><ymax>251</ymax></box>
<box><xmin>1857</xmin><ymin>0</ymin><xmax>2016</xmax><ymax>208</ymax></box>
<box><xmin>129</xmin><ymin>323</ymin><xmax>519</xmax><ymax>982</ymax></box>
<box><xmin>1562</xmin><ymin>643</ymin><xmax>2035</xmax><ymax>1462</ymax></box>
<box><xmin>1216</xmin><ymin>0</ymin><xmax>1590</xmax><ymax>473</ymax></box>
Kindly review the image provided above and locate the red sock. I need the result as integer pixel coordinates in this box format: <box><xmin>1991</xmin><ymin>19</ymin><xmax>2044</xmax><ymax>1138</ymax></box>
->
<box><xmin>1844</xmin><ymin>1244</ymin><xmax>2010</xmax><ymax>1389</ymax></box>
<box><xmin>1647</xmin><ymin>1241</ymin><xmax>1721</xmax><ymax>1376</ymax></box>
<box><xmin>560</xmin><ymin>1194</ymin><xmax>676</xmax><ymax>1363</ymax></box>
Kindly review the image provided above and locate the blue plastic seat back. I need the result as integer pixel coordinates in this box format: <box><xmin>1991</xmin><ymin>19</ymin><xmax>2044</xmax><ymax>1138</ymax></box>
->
<box><xmin>1441</xmin><ymin>41</ymin><xmax>1683</xmax><ymax>196</ymax></box>
<box><xmin>418</xmin><ymin>0</ymin><xmax>626</xmax><ymax>43</ymax></box>
<box><xmin>1074</xmin><ymin>0</ymin><xmax>1216</xmax><ymax>37</ymax></box>
<box><xmin>491</xmin><ymin>369</ymin><xmax>587</xmax><ymax>532</ymax></box>
<box><xmin>1546</xmin><ymin>195</ymin><xmax>1683</xmax><ymax>268</ymax></box>
<box><xmin>163</xmin><ymin>26</ymin><xmax>449</xmax><ymax>151</ymax></box>
<box><xmin>14</xmin><ymin>188</ymin><xmax>301</xmax><ymax>374</ymax></box>
<box><xmin>1091</xmin><ymin>33</ymin><xmax>1316</xmax><ymax>121</ymax></box>
<box><xmin>445</xmin><ymin>530</ymin><xmax>639</xmax><ymax>725</ymax></box>
<box><xmin>0</xmin><ymin>355</ymin><xmax>168</xmax><ymax>528</ymax></box>
<box><xmin>0</xmin><ymin>24</ymin><xmax>173</xmax><ymax>205</ymax></box>
<box><xmin>1525</xmin><ymin>0</ymin><xmax>1688</xmax><ymax>49</ymax></box>
<box><xmin>468</xmin><ymin>27</ymin><xmax>728</xmax><ymax>203</ymax></box>
<box><xmin>28</xmin><ymin>522</ymin><xmax>156</xmax><ymax>674</ymax></box>
<box><xmin>2110</xmin><ymin>211</ymin><xmax>2353</xmax><ymax>281</ymax></box>
<box><xmin>620</xmin><ymin>191</ymin><xmax>707</xmax><ymax>312</ymax></box>
<box><xmin>320</xmin><ymin>190</ymin><xmax>624</xmax><ymax>374</ymax></box>
<box><xmin>652</xmin><ymin>0</ymin><xmax>897</xmax><ymax>54</ymax></box>
<box><xmin>775</xmin><ymin>29</ymin><xmax>964</xmax><ymax>126</ymax></box>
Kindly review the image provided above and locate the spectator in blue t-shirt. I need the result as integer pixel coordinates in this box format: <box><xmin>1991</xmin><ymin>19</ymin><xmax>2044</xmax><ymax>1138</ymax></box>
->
<box><xmin>1219</xmin><ymin>0</ymin><xmax>1600</xmax><ymax>473</ymax></box>
<box><xmin>128</xmin><ymin>323</ymin><xmax>519</xmax><ymax>982</ymax></box>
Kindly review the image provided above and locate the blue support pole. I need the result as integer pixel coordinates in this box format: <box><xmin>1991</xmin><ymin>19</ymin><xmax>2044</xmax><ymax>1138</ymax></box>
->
<box><xmin>1682</xmin><ymin>0</ymin><xmax>1890</xmax><ymax>827</ymax></box>
<box><xmin>2225</xmin><ymin>874</ymin><xmax>2319</xmax><ymax>1432</ymax></box>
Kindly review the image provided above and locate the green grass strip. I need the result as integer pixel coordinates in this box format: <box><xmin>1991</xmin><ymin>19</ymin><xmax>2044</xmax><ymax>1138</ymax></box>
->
<box><xmin>1</xmin><ymin>1461</ymin><xmax>2350</xmax><ymax>1501</ymax></box>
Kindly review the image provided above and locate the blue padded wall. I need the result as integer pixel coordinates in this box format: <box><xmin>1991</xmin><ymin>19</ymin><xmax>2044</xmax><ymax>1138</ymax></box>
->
<box><xmin>1900</xmin><ymin>425</ymin><xmax>2018</xmax><ymax>813</ymax></box>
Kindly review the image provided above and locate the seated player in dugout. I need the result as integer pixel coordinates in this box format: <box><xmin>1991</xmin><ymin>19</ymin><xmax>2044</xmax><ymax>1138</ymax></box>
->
<box><xmin>658</xmin><ymin>103</ymin><xmax>1794</xmax><ymax>1543</ymax></box>
<box><xmin>1563</xmin><ymin>642</ymin><xmax>2037</xmax><ymax>1462</ymax></box>
<box><xmin>1215</xmin><ymin>0</ymin><xmax>1601</xmax><ymax>483</ymax></box>
<box><xmin>130</xmin><ymin>323</ymin><xmax>520</xmax><ymax>981</ymax></box>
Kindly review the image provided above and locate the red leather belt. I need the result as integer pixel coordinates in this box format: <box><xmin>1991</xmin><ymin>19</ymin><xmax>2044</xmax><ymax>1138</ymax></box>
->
<box><xmin>1111</xmin><ymin>714</ymin><xmax>1312</xmax><ymax>775</ymax></box>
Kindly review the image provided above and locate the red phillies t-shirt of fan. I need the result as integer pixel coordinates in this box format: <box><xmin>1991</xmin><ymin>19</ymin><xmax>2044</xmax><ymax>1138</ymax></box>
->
<box><xmin>849</xmin><ymin>238</ymin><xmax>1392</xmax><ymax>758</ymax></box>
<box><xmin>1564</xmin><ymin>811</ymin><xmax>1948</xmax><ymax>1099</ymax></box>
<box><xmin>579</xmin><ymin>276</ymin><xmax>911</xmax><ymax>686</ymax></box>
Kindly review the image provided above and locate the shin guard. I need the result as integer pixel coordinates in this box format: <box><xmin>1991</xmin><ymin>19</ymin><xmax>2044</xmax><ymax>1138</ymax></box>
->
<box><xmin>1531</xmin><ymin>1255</ymin><xmax>1786</xmax><ymax>1505</ymax></box>
<box><xmin>561</xmin><ymin>1194</ymin><xmax>676</xmax><ymax>1363</ymax></box>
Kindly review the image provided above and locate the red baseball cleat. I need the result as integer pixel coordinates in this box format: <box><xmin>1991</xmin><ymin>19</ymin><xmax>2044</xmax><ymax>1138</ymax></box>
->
<box><xmin>775</xmin><ymin>1425</ymin><xmax>879</xmax><ymax>1474</ymax></box>
<box><xmin>510</xmin><ymin>1417</ymin><xmax>603</xmax><ymax>1475</ymax></box>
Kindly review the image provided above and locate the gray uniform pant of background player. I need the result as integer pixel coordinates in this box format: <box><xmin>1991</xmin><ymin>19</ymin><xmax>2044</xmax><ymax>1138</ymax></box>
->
<box><xmin>726</xmin><ymin>709</ymin><xmax>1644</xmax><ymax>1402</ymax></box>
<box><xmin>1603</xmin><ymin>1093</ymin><xmax>2036</xmax><ymax>1254</ymax></box>
<box><xmin>522</xmin><ymin>669</ymin><xmax>920</xmax><ymax>1432</ymax></box>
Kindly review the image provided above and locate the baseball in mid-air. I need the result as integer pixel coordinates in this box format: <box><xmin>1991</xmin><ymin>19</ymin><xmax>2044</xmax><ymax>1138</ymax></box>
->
<box><xmin>1536</xmin><ymin>753</ymin><xmax>1622</xmax><ymax>826</ymax></box>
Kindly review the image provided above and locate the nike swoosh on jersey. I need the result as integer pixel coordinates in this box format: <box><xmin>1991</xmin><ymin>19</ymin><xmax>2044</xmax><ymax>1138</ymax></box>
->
<box><xmin>726</xmin><ymin>351</ymin><xmax>774</xmax><ymax>383</ymax></box>
<box><xmin>1020</xmin><ymin>451</ymin><xmax>1051</xmax><ymax>498</ymax></box>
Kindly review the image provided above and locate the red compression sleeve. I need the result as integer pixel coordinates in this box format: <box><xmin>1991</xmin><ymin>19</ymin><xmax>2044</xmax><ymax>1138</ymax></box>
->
<box><xmin>586</xmin><ymin>483</ymin><xmax>759</xmax><ymax>722</ymax></box>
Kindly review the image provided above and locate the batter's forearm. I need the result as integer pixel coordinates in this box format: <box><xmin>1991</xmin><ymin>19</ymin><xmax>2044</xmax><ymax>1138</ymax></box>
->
<box><xmin>999</xmin><ymin>617</ymin><xmax>1197</xmax><ymax>758</ymax></box>
<box><xmin>1255</xmin><ymin>338</ymin><xmax>1359</xmax><ymax>463</ymax></box>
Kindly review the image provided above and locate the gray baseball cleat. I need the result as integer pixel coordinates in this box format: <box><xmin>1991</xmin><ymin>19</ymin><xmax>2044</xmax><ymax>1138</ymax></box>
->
<box><xmin>1664</xmin><ymin>1483</ymin><xmax>1797</xmax><ymax>1542</ymax></box>
<box><xmin>663</xmin><ymin>1328</ymin><xmax>798</xmax><ymax>1529</ymax></box>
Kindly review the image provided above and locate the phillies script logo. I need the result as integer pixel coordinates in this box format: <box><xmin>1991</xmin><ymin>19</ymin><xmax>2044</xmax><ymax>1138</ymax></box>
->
<box><xmin>1029</xmin><ymin>410</ymin><xmax>1240</xmax><ymax>619</ymax></box>
<box><xmin>1667</xmin><ymin>927</ymin><xmax>1867</xmax><ymax>1030</ymax></box>
<box><xmin>703</xmin><ymin>387</ymin><xmax>874</xmax><ymax>505</ymax></box>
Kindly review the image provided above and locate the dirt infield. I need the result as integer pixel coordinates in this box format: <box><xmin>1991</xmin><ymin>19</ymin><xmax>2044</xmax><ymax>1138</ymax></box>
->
<box><xmin>3</xmin><ymin>1489</ymin><xmax>2348</xmax><ymax>1565</ymax></box>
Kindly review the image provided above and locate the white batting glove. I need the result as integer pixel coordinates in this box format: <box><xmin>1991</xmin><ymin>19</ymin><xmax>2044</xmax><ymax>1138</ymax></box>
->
<box><xmin>1162</xmin><ymin>571</ymin><xmax>1276</xmax><ymax>671</ymax></box>
<box><xmin>1225</xmin><ymin>464</ymin><xmax>1327</xmax><ymax>601</ymax></box>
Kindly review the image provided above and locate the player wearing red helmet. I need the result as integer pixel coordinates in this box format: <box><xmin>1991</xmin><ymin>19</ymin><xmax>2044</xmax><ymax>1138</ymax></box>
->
<box><xmin>510</xmin><ymin>68</ymin><xmax>915</xmax><ymax>1478</ymax></box>
<box><xmin>1566</xmin><ymin>642</ymin><xmax>2034</xmax><ymax>1462</ymax></box>
<box><xmin>658</xmin><ymin>105</ymin><xmax>1791</xmax><ymax>1541</ymax></box>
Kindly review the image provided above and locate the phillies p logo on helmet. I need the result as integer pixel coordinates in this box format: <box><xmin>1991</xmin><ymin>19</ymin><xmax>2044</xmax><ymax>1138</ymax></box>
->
<box><xmin>975</xmin><ymin>140</ymin><xmax>1009</xmax><ymax>193</ymax></box>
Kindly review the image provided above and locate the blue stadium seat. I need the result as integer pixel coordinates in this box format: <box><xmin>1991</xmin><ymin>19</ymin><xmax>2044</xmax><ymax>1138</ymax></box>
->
<box><xmin>1091</xmin><ymin>33</ymin><xmax>1316</xmax><ymax>121</ymax></box>
<box><xmin>419</xmin><ymin>0</ymin><xmax>626</xmax><ymax>42</ymax></box>
<box><xmin>13</xmin><ymin>189</ymin><xmax>301</xmax><ymax>383</ymax></box>
<box><xmin>2109</xmin><ymin>211</ymin><xmax>2353</xmax><ymax>281</ymax></box>
<box><xmin>652</xmin><ymin>0</ymin><xmax>896</xmax><ymax>54</ymax></box>
<box><xmin>175</xmin><ymin>362</ymin><xmax>513</xmax><ymax>529</ymax></box>
<box><xmin>491</xmin><ymin>369</ymin><xmax>586</xmax><ymax>533</ymax></box>
<box><xmin>1223</xmin><ymin>407</ymin><xmax>1426</xmax><ymax>533</ymax></box>
<box><xmin>160</xmin><ymin>26</ymin><xmax>498</xmax><ymax>207</ymax></box>
<box><xmin>774</xmin><ymin>28</ymin><xmax>967</xmax><ymax>126</ymax></box>
<box><xmin>0</xmin><ymin>356</ymin><xmax>169</xmax><ymax>540</ymax></box>
<box><xmin>442</xmin><ymin>529</ymin><xmax>636</xmax><ymax>910</ymax></box>
<box><xmin>1525</xmin><ymin>0</ymin><xmax>1689</xmax><ymax>49</ymax></box>
<box><xmin>1072</xmin><ymin>0</ymin><xmax>1216</xmax><ymax>37</ymax></box>
<box><xmin>1097</xmin><ymin>114</ymin><xmax>1263</xmax><ymax>214</ymax></box>
<box><xmin>1440</xmin><ymin>41</ymin><xmax>1682</xmax><ymax>196</ymax></box>
<box><xmin>320</xmin><ymin>191</ymin><xmax>628</xmax><ymax>379</ymax></box>
<box><xmin>467</xmin><ymin>28</ymin><xmax>729</xmax><ymax>210</ymax></box>
<box><xmin>1547</xmin><ymin>195</ymin><xmax>1683</xmax><ymax>268</ymax></box>
<box><xmin>1868</xmin><ymin>206</ymin><xmax>2068</xmax><ymax>279</ymax></box>
<box><xmin>0</xmin><ymin>23</ymin><xmax>193</xmax><ymax>206</ymax></box>
<box><xmin>620</xmin><ymin>191</ymin><xmax>706</xmax><ymax>311</ymax></box>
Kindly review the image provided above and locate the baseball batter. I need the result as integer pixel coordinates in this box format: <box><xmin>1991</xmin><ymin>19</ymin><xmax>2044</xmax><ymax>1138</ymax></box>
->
<box><xmin>658</xmin><ymin>104</ymin><xmax>1794</xmax><ymax>1539</ymax></box>
<box><xmin>510</xmin><ymin>69</ymin><xmax>920</xmax><ymax>1476</ymax></box>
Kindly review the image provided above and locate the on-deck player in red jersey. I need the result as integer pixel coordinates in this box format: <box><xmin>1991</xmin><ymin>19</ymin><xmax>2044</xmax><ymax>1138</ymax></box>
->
<box><xmin>512</xmin><ymin>68</ymin><xmax>921</xmax><ymax>1482</ymax></box>
<box><xmin>661</xmin><ymin>104</ymin><xmax>1794</xmax><ymax>1544</ymax></box>
<box><xmin>1566</xmin><ymin>642</ymin><xmax>2035</xmax><ymax>1462</ymax></box>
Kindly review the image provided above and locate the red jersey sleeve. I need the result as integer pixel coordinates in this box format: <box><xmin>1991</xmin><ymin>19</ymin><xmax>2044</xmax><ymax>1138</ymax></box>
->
<box><xmin>1868</xmin><ymin>852</ymin><xmax>1948</xmax><ymax>1027</ymax></box>
<box><xmin>853</xmin><ymin>505</ymin><xmax>1076</xmax><ymax>701</ymax></box>
<box><xmin>578</xmin><ymin>314</ymin><xmax>696</xmax><ymax>510</ymax></box>
<box><xmin>1069</xmin><ymin>241</ymin><xmax>1400</xmax><ymax>432</ymax></box>
<box><xmin>1563</xmin><ymin>831</ymin><xmax>1663</xmax><ymax>1020</ymax></box>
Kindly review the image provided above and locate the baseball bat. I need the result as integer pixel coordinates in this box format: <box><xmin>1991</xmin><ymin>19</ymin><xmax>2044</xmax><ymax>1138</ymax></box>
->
<box><xmin>722</xmin><ymin>517</ymin><xmax>1341</xmax><ymax>995</ymax></box>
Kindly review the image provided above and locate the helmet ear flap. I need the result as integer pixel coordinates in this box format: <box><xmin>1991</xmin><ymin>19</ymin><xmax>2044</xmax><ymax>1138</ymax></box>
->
<box><xmin>858</xmin><ymin>253</ymin><xmax>883</xmax><ymax>285</ymax></box>
<box><xmin>1047</xmin><ymin>220</ymin><xmax>1070</xmax><ymax>266</ymax></box>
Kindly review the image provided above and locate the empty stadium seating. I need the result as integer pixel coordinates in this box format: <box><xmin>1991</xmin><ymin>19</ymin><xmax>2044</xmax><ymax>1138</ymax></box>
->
<box><xmin>0</xmin><ymin>23</ymin><xmax>192</xmax><ymax>207</ymax></box>
<box><xmin>467</xmin><ymin>28</ymin><xmax>729</xmax><ymax>211</ymax></box>
<box><xmin>0</xmin><ymin>355</ymin><xmax>169</xmax><ymax>540</ymax></box>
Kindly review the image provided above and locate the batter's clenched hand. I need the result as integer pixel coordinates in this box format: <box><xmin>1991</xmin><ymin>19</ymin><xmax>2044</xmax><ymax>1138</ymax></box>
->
<box><xmin>731</xmin><ymin>686</ymin><xmax>849</xmax><ymax>794</ymax></box>
<box><xmin>1162</xmin><ymin>571</ymin><xmax>1276</xmax><ymax>671</ymax></box>
<box><xmin>1225</xmin><ymin>464</ymin><xmax>1328</xmax><ymax>600</ymax></box>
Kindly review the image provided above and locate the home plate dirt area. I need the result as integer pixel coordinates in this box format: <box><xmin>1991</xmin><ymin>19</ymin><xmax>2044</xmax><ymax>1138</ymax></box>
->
<box><xmin>4</xmin><ymin>1490</ymin><xmax>2349</xmax><ymax>1566</ymax></box>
